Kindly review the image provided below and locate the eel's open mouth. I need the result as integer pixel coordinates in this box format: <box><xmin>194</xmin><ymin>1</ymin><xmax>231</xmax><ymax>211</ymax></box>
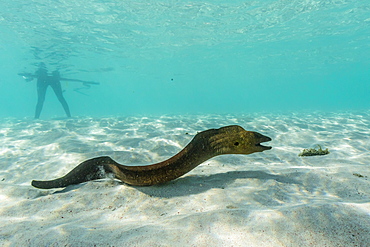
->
<box><xmin>256</xmin><ymin>136</ymin><xmax>272</xmax><ymax>150</ymax></box>
<box><xmin>256</xmin><ymin>143</ymin><xmax>272</xmax><ymax>150</ymax></box>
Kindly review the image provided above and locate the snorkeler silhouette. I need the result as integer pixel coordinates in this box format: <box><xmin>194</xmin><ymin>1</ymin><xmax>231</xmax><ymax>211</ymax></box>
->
<box><xmin>19</xmin><ymin>63</ymin><xmax>99</xmax><ymax>119</ymax></box>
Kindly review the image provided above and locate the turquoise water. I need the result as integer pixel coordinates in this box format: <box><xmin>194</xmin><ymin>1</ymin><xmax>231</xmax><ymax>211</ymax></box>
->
<box><xmin>0</xmin><ymin>1</ymin><xmax>369</xmax><ymax>118</ymax></box>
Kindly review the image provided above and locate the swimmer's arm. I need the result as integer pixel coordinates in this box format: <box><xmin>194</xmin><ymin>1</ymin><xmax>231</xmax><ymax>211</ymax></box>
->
<box><xmin>59</xmin><ymin>77</ymin><xmax>100</xmax><ymax>85</ymax></box>
<box><xmin>18</xmin><ymin>73</ymin><xmax>36</xmax><ymax>77</ymax></box>
<box><xmin>18</xmin><ymin>73</ymin><xmax>36</xmax><ymax>81</ymax></box>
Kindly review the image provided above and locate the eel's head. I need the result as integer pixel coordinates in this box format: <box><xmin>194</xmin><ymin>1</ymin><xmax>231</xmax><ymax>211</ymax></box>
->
<box><xmin>209</xmin><ymin>125</ymin><xmax>272</xmax><ymax>155</ymax></box>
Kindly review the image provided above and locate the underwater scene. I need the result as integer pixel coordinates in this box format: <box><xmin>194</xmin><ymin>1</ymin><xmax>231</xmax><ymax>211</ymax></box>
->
<box><xmin>0</xmin><ymin>1</ymin><xmax>369</xmax><ymax>246</ymax></box>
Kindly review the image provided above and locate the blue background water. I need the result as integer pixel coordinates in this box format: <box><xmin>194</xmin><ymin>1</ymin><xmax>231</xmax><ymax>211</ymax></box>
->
<box><xmin>0</xmin><ymin>0</ymin><xmax>369</xmax><ymax>119</ymax></box>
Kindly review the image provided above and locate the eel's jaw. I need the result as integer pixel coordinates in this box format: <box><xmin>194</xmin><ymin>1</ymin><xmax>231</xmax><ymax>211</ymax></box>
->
<box><xmin>256</xmin><ymin>136</ymin><xmax>272</xmax><ymax>151</ymax></box>
<box><xmin>256</xmin><ymin>143</ymin><xmax>272</xmax><ymax>151</ymax></box>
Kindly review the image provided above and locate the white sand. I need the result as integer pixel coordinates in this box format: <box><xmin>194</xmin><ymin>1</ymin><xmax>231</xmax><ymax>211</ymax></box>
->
<box><xmin>0</xmin><ymin>112</ymin><xmax>369</xmax><ymax>246</ymax></box>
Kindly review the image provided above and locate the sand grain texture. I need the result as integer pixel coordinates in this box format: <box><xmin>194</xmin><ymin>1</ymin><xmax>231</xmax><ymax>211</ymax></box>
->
<box><xmin>0</xmin><ymin>112</ymin><xmax>369</xmax><ymax>246</ymax></box>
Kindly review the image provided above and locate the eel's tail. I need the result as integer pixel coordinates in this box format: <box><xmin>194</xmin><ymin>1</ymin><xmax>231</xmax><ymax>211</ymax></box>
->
<box><xmin>31</xmin><ymin>156</ymin><xmax>119</xmax><ymax>189</ymax></box>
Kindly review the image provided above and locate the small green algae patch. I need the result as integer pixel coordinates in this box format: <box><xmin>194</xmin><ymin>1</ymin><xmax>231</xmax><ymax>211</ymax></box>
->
<box><xmin>353</xmin><ymin>173</ymin><xmax>368</xmax><ymax>179</ymax></box>
<box><xmin>299</xmin><ymin>145</ymin><xmax>329</xmax><ymax>157</ymax></box>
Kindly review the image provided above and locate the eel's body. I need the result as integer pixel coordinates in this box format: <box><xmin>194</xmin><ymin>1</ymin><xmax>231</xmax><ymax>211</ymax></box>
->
<box><xmin>32</xmin><ymin>125</ymin><xmax>271</xmax><ymax>189</ymax></box>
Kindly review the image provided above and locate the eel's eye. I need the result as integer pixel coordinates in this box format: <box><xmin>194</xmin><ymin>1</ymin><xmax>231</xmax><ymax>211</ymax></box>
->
<box><xmin>234</xmin><ymin>142</ymin><xmax>239</xmax><ymax>146</ymax></box>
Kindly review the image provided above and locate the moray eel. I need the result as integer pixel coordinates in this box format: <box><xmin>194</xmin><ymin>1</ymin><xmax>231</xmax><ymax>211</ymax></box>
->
<box><xmin>32</xmin><ymin>125</ymin><xmax>272</xmax><ymax>189</ymax></box>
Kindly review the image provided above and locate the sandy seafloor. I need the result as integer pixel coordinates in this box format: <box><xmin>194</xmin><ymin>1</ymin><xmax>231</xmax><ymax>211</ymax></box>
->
<box><xmin>0</xmin><ymin>111</ymin><xmax>369</xmax><ymax>247</ymax></box>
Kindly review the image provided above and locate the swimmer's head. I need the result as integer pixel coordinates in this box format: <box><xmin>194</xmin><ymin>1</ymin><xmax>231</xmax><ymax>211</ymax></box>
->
<box><xmin>52</xmin><ymin>70</ymin><xmax>60</xmax><ymax>78</ymax></box>
<box><xmin>38</xmin><ymin>62</ymin><xmax>46</xmax><ymax>69</ymax></box>
<box><xmin>36</xmin><ymin>62</ymin><xmax>47</xmax><ymax>76</ymax></box>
